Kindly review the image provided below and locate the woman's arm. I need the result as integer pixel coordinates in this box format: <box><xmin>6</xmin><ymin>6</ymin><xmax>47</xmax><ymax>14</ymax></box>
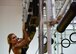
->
<box><xmin>15</xmin><ymin>36</ymin><xmax>30</xmax><ymax>48</ymax></box>
<box><xmin>14</xmin><ymin>29</ymin><xmax>30</xmax><ymax>48</ymax></box>
<box><xmin>14</xmin><ymin>19</ymin><xmax>31</xmax><ymax>48</ymax></box>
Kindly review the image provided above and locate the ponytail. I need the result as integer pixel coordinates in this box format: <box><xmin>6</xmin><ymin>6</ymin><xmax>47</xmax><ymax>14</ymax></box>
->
<box><xmin>9</xmin><ymin>44</ymin><xmax>12</xmax><ymax>54</ymax></box>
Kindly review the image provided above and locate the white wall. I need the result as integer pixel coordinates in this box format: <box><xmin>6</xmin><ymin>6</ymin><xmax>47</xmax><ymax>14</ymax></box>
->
<box><xmin>0</xmin><ymin>0</ymin><xmax>22</xmax><ymax>54</ymax></box>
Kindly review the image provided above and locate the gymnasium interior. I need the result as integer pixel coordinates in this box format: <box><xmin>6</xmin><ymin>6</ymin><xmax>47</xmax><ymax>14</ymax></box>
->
<box><xmin>0</xmin><ymin>0</ymin><xmax>76</xmax><ymax>54</ymax></box>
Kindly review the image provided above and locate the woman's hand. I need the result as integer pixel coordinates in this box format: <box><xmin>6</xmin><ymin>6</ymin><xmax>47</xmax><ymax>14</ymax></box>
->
<box><xmin>50</xmin><ymin>19</ymin><xmax>58</xmax><ymax>26</ymax></box>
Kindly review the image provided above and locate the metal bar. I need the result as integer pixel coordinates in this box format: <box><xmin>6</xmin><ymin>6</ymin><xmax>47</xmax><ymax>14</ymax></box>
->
<box><xmin>39</xmin><ymin>0</ymin><xmax>44</xmax><ymax>54</ymax></box>
<box><xmin>61</xmin><ymin>33</ymin><xmax>63</xmax><ymax>54</ymax></box>
<box><xmin>46</xmin><ymin>0</ymin><xmax>53</xmax><ymax>54</ymax></box>
<box><xmin>52</xmin><ymin>0</ymin><xmax>56</xmax><ymax>19</ymax></box>
<box><xmin>57</xmin><ymin>0</ymin><xmax>71</xmax><ymax>18</ymax></box>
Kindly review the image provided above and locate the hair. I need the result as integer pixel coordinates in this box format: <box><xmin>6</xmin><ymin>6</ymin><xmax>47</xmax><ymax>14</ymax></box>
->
<box><xmin>7</xmin><ymin>33</ymin><xmax>14</xmax><ymax>54</ymax></box>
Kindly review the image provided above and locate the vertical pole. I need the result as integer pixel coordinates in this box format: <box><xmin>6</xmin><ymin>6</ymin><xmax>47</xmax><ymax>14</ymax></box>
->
<box><xmin>46</xmin><ymin>0</ymin><xmax>53</xmax><ymax>54</ymax></box>
<box><xmin>61</xmin><ymin>33</ymin><xmax>63</xmax><ymax>54</ymax></box>
<box><xmin>39</xmin><ymin>0</ymin><xmax>44</xmax><ymax>54</ymax></box>
<box><xmin>52</xmin><ymin>0</ymin><xmax>56</xmax><ymax>19</ymax></box>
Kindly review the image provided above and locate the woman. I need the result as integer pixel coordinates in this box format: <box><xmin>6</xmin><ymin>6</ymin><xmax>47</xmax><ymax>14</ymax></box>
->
<box><xmin>7</xmin><ymin>20</ymin><xmax>36</xmax><ymax>54</ymax></box>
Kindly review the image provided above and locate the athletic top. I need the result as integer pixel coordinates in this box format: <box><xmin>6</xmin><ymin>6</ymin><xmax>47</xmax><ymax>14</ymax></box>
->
<box><xmin>21</xmin><ymin>47</ymin><xmax>28</xmax><ymax>54</ymax></box>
